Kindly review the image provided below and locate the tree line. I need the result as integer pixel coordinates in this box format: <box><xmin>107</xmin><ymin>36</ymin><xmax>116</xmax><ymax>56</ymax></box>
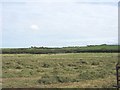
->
<box><xmin>1</xmin><ymin>44</ymin><xmax>120</xmax><ymax>54</ymax></box>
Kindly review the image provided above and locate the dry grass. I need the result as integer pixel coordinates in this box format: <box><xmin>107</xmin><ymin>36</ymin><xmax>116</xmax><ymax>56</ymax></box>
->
<box><xmin>2</xmin><ymin>53</ymin><xmax>118</xmax><ymax>88</ymax></box>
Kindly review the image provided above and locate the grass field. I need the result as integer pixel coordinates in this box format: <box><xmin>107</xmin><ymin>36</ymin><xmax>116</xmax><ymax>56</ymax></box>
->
<box><xmin>2</xmin><ymin>53</ymin><xmax>119</xmax><ymax>88</ymax></box>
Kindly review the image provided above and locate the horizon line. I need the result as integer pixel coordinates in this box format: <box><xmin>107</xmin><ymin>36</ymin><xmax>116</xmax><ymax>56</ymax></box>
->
<box><xmin>0</xmin><ymin>44</ymin><xmax>119</xmax><ymax>49</ymax></box>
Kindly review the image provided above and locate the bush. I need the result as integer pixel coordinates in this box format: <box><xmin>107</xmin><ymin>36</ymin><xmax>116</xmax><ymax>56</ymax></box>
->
<box><xmin>56</xmin><ymin>75</ymin><xmax>74</xmax><ymax>83</ymax></box>
<box><xmin>91</xmin><ymin>61</ymin><xmax>99</xmax><ymax>65</ymax></box>
<box><xmin>15</xmin><ymin>65</ymin><xmax>23</xmax><ymax>69</ymax></box>
<box><xmin>38</xmin><ymin>74</ymin><xmax>57</xmax><ymax>84</ymax></box>
<box><xmin>80</xmin><ymin>60</ymin><xmax>88</xmax><ymax>64</ymax></box>
<box><xmin>38</xmin><ymin>74</ymin><xmax>77</xmax><ymax>84</ymax></box>
<box><xmin>42</xmin><ymin>63</ymin><xmax>50</xmax><ymax>68</ymax></box>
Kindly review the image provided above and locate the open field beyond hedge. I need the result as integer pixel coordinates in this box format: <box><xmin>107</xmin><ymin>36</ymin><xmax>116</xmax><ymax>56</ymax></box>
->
<box><xmin>2</xmin><ymin>53</ymin><xmax>119</xmax><ymax>88</ymax></box>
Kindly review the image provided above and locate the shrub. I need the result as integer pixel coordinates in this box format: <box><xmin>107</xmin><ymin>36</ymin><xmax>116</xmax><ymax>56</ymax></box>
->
<box><xmin>15</xmin><ymin>65</ymin><xmax>23</xmax><ymax>69</ymax></box>
<box><xmin>38</xmin><ymin>74</ymin><xmax>76</xmax><ymax>84</ymax></box>
<box><xmin>38</xmin><ymin>74</ymin><xmax>57</xmax><ymax>84</ymax></box>
<box><xmin>91</xmin><ymin>61</ymin><xmax>99</xmax><ymax>65</ymax></box>
<box><xmin>42</xmin><ymin>63</ymin><xmax>50</xmax><ymax>68</ymax></box>
<box><xmin>80</xmin><ymin>60</ymin><xmax>87</xmax><ymax>64</ymax></box>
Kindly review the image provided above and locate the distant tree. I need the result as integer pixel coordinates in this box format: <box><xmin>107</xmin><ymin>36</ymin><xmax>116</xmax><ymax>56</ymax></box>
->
<box><xmin>101</xmin><ymin>44</ymin><xmax>107</xmax><ymax>46</ymax></box>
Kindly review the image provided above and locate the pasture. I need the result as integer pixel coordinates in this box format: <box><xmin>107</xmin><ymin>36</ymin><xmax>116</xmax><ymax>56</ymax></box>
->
<box><xmin>2</xmin><ymin>53</ymin><xmax>118</xmax><ymax>88</ymax></box>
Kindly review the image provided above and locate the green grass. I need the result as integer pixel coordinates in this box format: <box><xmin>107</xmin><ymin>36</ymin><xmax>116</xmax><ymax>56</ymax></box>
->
<box><xmin>2</xmin><ymin>53</ymin><xmax>119</xmax><ymax>88</ymax></box>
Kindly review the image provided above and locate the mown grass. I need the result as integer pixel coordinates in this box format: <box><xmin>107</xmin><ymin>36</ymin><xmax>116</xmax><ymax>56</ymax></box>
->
<box><xmin>2</xmin><ymin>53</ymin><xmax>119</xmax><ymax>88</ymax></box>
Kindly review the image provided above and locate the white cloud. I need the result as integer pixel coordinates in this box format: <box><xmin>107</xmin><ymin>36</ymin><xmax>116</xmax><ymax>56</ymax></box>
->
<box><xmin>30</xmin><ymin>24</ymin><xmax>39</xmax><ymax>30</ymax></box>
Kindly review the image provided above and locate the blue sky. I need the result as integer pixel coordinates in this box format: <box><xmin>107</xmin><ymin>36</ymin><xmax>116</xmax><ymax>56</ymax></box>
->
<box><xmin>1</xmin><ymin>0</ymin><xmax>119</xmax><ymax>48</ymax></box>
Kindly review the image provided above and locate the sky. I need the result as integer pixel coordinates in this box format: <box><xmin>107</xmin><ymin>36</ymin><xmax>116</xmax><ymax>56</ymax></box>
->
<box><xmin>1</xmin><ymin>0</ymin><xmax>119</xmax><ymax>48</ymax></box>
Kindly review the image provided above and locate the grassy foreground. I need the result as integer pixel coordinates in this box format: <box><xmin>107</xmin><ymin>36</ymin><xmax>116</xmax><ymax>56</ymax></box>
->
<box><xmin>2</xmin><ymin>53</ymin><xmax>118</xmax><ymax>88</ymax></box>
